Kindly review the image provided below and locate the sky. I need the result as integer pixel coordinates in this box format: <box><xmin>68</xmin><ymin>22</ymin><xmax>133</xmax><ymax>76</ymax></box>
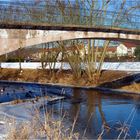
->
<box><xmin>0</xmin><ymin>0</ymin><xmax>139</xmax><ymax>46</ymax></box>
<box><xmin>0</xmin><ymin>0</ymin><xmax>139</xmax><ymax>29</ymax></box>
<box><xmin>0</xmin><ymin>0</ymin><xmax>139</xmax><ymax>16</ymax></box>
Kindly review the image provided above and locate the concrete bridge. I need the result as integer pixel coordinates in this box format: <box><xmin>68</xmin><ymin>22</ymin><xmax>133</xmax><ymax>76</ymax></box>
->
<box><xmin>0</xmin><ymin>29</ymin><xmax>140</xmax><ymax>56</ymax></box>
<box><xmin>0</xmin><ymin>2</ymin><xmax>139</xmax><ymax>55</ymax></box>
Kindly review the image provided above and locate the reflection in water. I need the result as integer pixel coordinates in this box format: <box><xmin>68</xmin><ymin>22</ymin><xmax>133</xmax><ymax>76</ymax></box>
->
<box><xmin>69</xmin><ymin>89</ymin><xmax>108</xmax><ymax>138</ymax></box>
<box><xmin>86</xmin><ymin>90</ymin><xmax>98</xmax><ymax>136</ymax></box>
<box><xmin>97</xmin><ymin>93</ymin><xmax>108</xmax><ymax>128</ymax></box>
<box><xmin>59</xmin><ymin>89</ymin><xmax>140</xmax><ymax>139</ymax></box>
<box><xmin>1</xmin><ymin>82</ymin><xmax>140</xmax><ymax>139</ymax></box>
<box><xmin>70</xmin><ymin>89</ymin><xmax>81</xmax><ymax>120</ymax></box>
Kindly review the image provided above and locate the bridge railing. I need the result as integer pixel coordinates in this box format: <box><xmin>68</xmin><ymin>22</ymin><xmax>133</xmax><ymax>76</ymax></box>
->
<box><xmin>0</xmin><ymin>4</ymin><xmax>140</xmax><ymax>30</ymax></box>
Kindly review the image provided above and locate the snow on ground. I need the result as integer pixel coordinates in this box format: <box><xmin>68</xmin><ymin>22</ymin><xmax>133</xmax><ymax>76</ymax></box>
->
<box><xmin>1</xmin><ymin>62</ymin><xmax>140</xmax><ymax>71</ymax></box>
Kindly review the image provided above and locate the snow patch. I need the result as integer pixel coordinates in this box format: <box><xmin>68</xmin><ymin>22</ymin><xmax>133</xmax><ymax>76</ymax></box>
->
<box><xmin>1</xmin><ymin>62</ymin><xmax>140</xmax><ymax>71</ymax></box>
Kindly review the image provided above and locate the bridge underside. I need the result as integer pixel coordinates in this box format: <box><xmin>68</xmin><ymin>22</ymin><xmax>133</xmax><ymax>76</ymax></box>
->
<box><xmin>0</xmin><ymin>22</ymin><xmax>139</xmax><ymax>34</ymax></box>
<box><xmin>0</xmin><ymin>30</ymin><xmax>140</xmax><ymax>56</ymax></box>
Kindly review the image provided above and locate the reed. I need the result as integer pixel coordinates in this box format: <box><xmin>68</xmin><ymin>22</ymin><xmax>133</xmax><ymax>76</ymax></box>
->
<box><xmin>6</xmin><ymin>104</ymin><xmax>79</xmax><ymax>140</ymax></box>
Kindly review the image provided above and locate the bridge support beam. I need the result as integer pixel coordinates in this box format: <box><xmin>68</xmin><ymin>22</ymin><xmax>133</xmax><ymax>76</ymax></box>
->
<box><xmin>0</xmin><ymin>30</ymin><xmax>140</xmax><ymax>55</ymax></box>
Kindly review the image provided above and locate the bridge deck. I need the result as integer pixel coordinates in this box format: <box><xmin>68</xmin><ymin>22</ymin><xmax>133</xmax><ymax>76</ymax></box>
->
<box><xmin>0</xmin><ymin>21</ymin><xmax>140</xmax><ymax>35</ymax></box>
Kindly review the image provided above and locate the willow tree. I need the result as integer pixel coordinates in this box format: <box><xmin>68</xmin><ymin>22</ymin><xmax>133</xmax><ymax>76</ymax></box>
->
<box><xmin>8</xmin><ymin>0</ymin><xmax>139</xmax><ymax>82</ymax></box>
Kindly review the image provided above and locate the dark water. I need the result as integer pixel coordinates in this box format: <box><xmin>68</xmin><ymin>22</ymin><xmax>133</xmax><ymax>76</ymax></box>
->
<box><xmin>48</xmin><ymin>89</ymin><xmax>140</xmax><ymax>139</ymax></box>
<box><xmin>0</xmin><ymin>82</ymin><xmax>140</xmax><ymax>139</ymax></box>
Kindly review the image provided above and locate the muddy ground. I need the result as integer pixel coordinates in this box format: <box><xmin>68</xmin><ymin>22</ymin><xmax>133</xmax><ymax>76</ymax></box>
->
<box><xmin>0</xmin><ymin>68</ymin><xmax>140</xmax><ymax>93</ymax></box>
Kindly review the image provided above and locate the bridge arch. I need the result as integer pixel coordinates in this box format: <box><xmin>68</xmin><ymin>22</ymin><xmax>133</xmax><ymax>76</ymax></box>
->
<box><xmin>0</xmin><ymin>30</ymin><xmax>140</xmax><ymax>55</ymax></box>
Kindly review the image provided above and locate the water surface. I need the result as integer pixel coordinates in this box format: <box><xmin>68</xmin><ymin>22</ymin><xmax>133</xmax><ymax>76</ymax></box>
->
<box><xmin>0</xmin><ymin>82</ymin><xmax>140</xmax><ymax>139</ymax></box>
<box><xmin>49</xmin><ymin>89</ymin><xmax>140</xmax><ymax>139</ymax></box>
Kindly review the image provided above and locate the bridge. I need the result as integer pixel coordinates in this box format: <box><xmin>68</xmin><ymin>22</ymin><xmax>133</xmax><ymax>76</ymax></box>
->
<box><xmin>0</xmin><ymin>2</ymin><xmax>139</xmax><ymax>55</ymax></box>
<box><xmin>0</xmin><ymin>29</ymin><xmax>139</xmax><ymax>56</ymax></box>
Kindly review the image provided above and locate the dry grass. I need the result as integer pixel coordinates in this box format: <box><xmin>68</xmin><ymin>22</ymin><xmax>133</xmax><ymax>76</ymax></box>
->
<box><xmin>0</xmin><ymin>68</ymin><xmax>129</xmax><ymax>87</ymax></box>
<box><xmin>98</xmin><ymin>70</ymin><xmax>129</xmax><ymax>84</ymax></box>
<box><xmin>7</xmin><ymin>122</ymin><xmax>30</xmax><ymax>140</ymax></box>
<box><xmin>6</xmin><ymin>109</ymin><xmax>79</xmax><ymax>140</ymax></box>
<box><xmin>121</xmin><ymin>82</ymin><xmax>140</xmax><ymax>93</ymax></box>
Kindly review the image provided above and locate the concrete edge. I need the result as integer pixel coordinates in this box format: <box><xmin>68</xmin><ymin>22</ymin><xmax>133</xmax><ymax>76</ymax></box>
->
<box><xmin>0</xmin><ymin>80</ymin><xmax>139</xmax><ymax>96</ymax></box>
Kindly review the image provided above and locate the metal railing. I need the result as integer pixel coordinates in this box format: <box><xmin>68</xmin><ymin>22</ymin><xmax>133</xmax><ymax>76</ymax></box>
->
<box><xmin>0</xmin><ymin>4</ymin><xmax>139</xmax><ymax>30</ymax></box>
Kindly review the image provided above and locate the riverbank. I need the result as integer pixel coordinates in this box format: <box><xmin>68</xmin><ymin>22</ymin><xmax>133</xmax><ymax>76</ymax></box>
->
<box><xmin>121</xmin><ymin>83</ymin><xmax>140</xmax><ymax>93</ymax></box>
<box><xmin>1</xmin><ymin>68</ymin><xmax>140</xmax><ymax>93</ymax></box>
<box><xmin>0</xmin><ymin>68</ymin><xmax>129</xmax><ymax>85</ymax></box>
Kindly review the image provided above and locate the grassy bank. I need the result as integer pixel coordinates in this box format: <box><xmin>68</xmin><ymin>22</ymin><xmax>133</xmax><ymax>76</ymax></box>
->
<box><xmin>1</xmin><ymin>68</ymin><xmax>140</xmax><ymax>93</ymax></box>
<box><xmin>121</xmin><ymin>83</ymin><xmax>140</xmax><ymax>93</ymax></box>
<box><xmin>0</xmin><ymin>68</ymin><xmax>129</xmax><ymax>86</ymax></box>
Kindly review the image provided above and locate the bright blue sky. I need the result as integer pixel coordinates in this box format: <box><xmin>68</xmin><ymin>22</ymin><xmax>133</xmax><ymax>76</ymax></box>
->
<box><xmin>0</xmin><ymin>0</ymin><xmax>139</xmax><ymax>14</ymax></box>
